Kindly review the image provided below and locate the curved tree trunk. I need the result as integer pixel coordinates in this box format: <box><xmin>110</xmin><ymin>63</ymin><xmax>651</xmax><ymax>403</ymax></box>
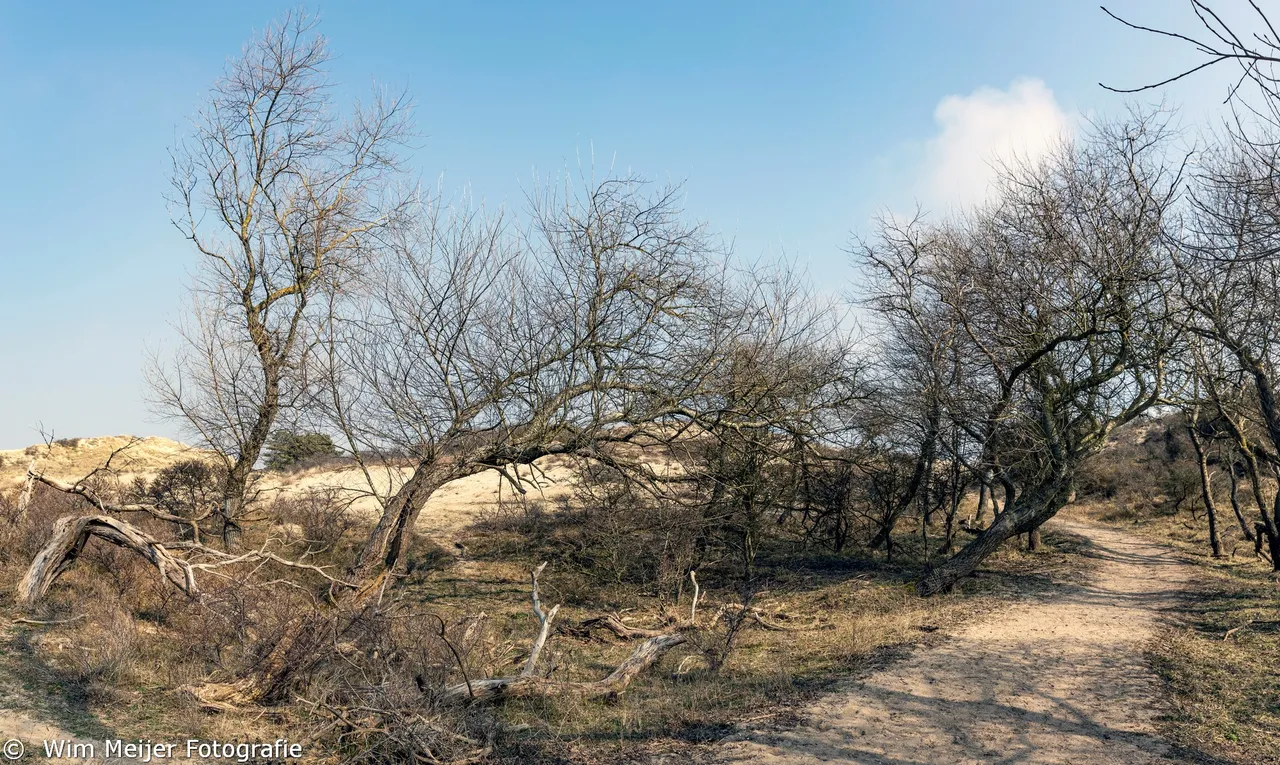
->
<box><xmin>970</xmin><ymin>473</ymin><xmax>991</xmax><ymax>528</ymax></box>
<box><xmin>18</xmin><ymin>516</ymin><xmax>196</xmax><ymax>604</ymax></box>
<box><xmin>1227</xmin><ymin>462</ymin><xmax>1256</xmax><ymax>543</ymax></box>
<box><xmin>917</xmin><ymin>477</ymin><xmax>1070</xmax><ymax>596</ymax></box>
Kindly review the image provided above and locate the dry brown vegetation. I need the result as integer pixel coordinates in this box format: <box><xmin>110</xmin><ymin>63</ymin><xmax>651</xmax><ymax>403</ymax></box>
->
<box><xmin>1075</xmin><ymin>414</ymin><xmax>1280</xmax><ymax>764</ymax></box>
<box><xmin>0</xmin><ymin>437</ymin><xmax>1086</xmax><ymax>764</ymax></box>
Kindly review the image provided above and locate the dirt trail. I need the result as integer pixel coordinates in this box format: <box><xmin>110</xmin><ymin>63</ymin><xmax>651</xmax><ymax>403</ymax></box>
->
<box><xmin>714</xmin><ymin>519</ymin><xmax>1194</xmax><ymax>764</ymax></box>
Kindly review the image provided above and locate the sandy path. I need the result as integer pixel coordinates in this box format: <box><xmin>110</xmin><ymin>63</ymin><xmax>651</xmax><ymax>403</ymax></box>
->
<box><xmin>714</xmin><ymin>519</ymin><xmax>1192</xmax><ymax>765</ymax></box>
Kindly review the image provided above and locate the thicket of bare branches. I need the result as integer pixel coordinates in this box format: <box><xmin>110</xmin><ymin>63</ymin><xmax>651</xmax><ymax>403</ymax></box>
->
<box><xmin>15</xmin><ymin>3</ymin><xmax>1280</xmax><ymax>761</ymax></box>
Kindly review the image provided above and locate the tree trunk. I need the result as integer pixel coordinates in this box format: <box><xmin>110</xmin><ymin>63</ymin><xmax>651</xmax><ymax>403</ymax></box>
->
<box><xmin>1269</xmin><ymin>485</ymin><xmax>1280</xmax><ymax>571</ymax></box>
<box><xmin>19</xmin><ymin>516</ymin><xmax>196</xmax><ymax>604</ymax></box>
<box><xmin>1228</xmin><ymin>462</ymin><xmax>1256</xmax><ymax>543</ymax></box>
<box><xmin>243</xmin><ymin>461</ymin><xmax>447</xmax><ymax>703</ymax></box>
<box><xmin>1186</xmin><ymin>413</ymin><xmax>1223</xmax><ymax>557</ymax></box>
<box><xmin>971</xmin><ymin>477</ymin><xmax>990</xmax><ymax>528</ymax></box>
<box><xmin>220</xmin><ymin>465</ymin><xmax>250</xmax><ymax>548</ymax></box>
<box><xmin>917</xmin><ymin>477</ymin><xmax>1069</xmax><ymax>595</ymax></box>
<box><xmin>352</xmin><ymin>460</ymin><xmax>444</xmax><ymax>579</ymax></box>
<box><xmin>999</xmin><ymin>477</ymin><xmax>1016</xmax><ymax>518</ymax></box>
<box><xmin>1240</xmin><ymin>453</ymin><xmax>1280</xmax><ymax>570</ymax></box>
<box><xmin>938</xmin><ymin>467</ymin><xmax>962</xmax><ymax>556</ymax></box>
<box><xmin>1222</xmin><ymin>349</ymin><xmax>1280</xmax><ymax>568</ymax></box>
<box><xmin>871</xmin><ymin>407</ymin><xmax>940</xmax><ymax>555</ymax></box>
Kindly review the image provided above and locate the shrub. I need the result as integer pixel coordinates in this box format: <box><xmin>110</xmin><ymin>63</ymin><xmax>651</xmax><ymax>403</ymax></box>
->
<box><xmin>263</xmin><ymin>430</ymin><xmax>339</xmax><ymax>471</ymax></box>
<box><xmin>143</xmin><ymin>459</ymin><xmax>222</xmax><ymax>515</ymax></box>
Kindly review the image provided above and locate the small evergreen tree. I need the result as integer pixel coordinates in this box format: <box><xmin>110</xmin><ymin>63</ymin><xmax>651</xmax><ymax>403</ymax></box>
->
<box><xmin>264</xmin><ymin>430</ymin><xmax>339</xmax><ymax>470</ymax></box>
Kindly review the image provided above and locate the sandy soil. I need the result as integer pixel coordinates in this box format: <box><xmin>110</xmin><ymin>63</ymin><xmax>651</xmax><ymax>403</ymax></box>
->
<box><xmin>713</xmin><ymin>518</ymin><xmax>1193</xmax><ymax>765</ymax></box>
<box><xmin>0</xmin><ymin>436</ymin><xmax>584</xmax><ymax>548</ymax></box>
<box><xmin>0</xmin><ymin>436</ymin><xmax>203</xmax><ymax>492</ymax></box>
<box><xmin>0</xmin><ymin>627</ymin><xmax>167</xmax><ymax>764</ymax></box>
<box><xmin>259</xmin><ymin>454</ymin><xmax>584</xmax><ymax>547</ymax></box>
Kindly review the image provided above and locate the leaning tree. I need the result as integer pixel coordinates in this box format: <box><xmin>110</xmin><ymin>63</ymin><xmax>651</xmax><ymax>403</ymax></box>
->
<box><xmin>861</xmin><ymin>113</ymin><xmax>1184</xmax><ymax>595</ymax></box>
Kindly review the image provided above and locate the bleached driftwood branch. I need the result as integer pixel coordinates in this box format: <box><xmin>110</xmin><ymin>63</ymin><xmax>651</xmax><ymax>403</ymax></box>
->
<box><xmin>441</xmin><ymin>562</ymin><xmax>684</xmax><ymax>703</ymax></box>
<box><xmin>522</xmin><ymin>562</ymin><xmax>560</xmax><ymax>676</ymax></box>
<box><xmin>18</xmin><ymin>515</ymin><xmax>197</xmax><ymax>604</ymax></box>
<box><xmin>17</xmin><ymin>515</ymin><xmax>358</xmax><ymax>605</ymax></box>
<box><xmin>440</xmin><ymin>634</ymin><xmax>687</xmax><ymax>703</ymax></box>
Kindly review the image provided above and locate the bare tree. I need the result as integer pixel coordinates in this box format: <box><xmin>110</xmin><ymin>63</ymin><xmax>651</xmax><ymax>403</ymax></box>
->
<box><xmin>859</xmin><ymin>113</ymin><xmax>1183</xmax><ymax>595</ymax></box>
<box><xmin>854</xmin><ymin>213</ymin><xmax>955</xmax><ymax>560</ymax></box>
<box><xmin>1175</xmin><ymin>128</ymin><xmax>1280</xmax><ymax>565</ymax></box>
<box><xmin>220</xmin><ymin>174</ymin><xmax>760</xmax><ymax>700</ymax></box>
<box><xmin>1103</xmin><ymin>1</ymin><xmax>1280</xmax><ymax>104</ymax></box>
<box><xmin>150</xmin><ymin>11</ymin><xmax>411</xmax><ymax>546</ymax></box>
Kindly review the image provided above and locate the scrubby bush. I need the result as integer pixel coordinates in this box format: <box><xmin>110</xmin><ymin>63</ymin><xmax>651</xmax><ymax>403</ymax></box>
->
<box><xmin>142</xmin><ymin>459</ymin><xmax>222</xmax><ymax>515</ymax></box>
<box><xmin>263</xmin><ymin>430</ymin><xmax>340</xmax><ymax>471</ymax></box>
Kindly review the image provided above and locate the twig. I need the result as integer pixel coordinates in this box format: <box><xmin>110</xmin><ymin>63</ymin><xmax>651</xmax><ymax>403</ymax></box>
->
<box><xmin>522</xmin><ymin>562</ymin><xmax>560</xmax><ymax>677</ymax></box>
<box><xmin>1224</xmin><ymin>620</ymin><xmax>1254</xmax><ymax>641</ymax></box>
<box><xmin>12</xmin><ymin>614</ymin><xmax>86</xmax><ymax>626</ymax></box>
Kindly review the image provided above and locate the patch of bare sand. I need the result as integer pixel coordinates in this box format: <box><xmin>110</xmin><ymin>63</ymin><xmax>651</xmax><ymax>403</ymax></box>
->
<box><xmin>0</xmin><ymin>628</ymin><xmax>172</xmax><ymax>764</ymax></box>
<box><xmin>713</xmin><ymin>519</ymin><xmax>1193</xmax><ymax>765</ymax></box>
<box><xmin>260</xmin><ymin>455</ymin><xmax>585</xmax><ymax>546</ymax></box>
<box><xmin>1</xmin><ymin>436</ymin><xmax>593</xmax><ymax>547</ymax></box>
<box><xmin>263</xmin><ymin>449</ymin><xmax>682</xmax><ymax>547</ymax></box>
<box><xmin>0</xmin><ymin>436</ymin><xmax>205</xmax><ymax>492</ymax></box>
<box><xmin>3</xmin><ymin>433</ymin><xmax>687</xmax><ymax>554</ymax></box>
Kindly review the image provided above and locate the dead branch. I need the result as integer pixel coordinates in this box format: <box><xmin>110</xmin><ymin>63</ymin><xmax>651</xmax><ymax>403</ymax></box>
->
<box><xmin>439</xmin><ymin>561</ymin><xmax>683</xmax><ymax>703</ymax></box>
<box><xmin>30</xmin><ymin>471</ymin><xmax>206</xmax><ymax>530</ymax></box>
<box><xmin>689</xmin><ymin>569</ymin><xmax>701</xmax><ymax>623</ymax></box>
<box><xmin>18</xmin><ymin>515</ymin><xmax>197</xmax><ymax>604</ymax></box>
<box><xmin>522</xmin><ymin>562</ymin><xmax>560</xmax><ymax>676</ymax></box>
<box><xmin>439</xmin><ymin>634</ymin><xmax>686</xmax><ymax>703</ymax></box>
<box><xmin>1224</xmin><ymin>620</ymin><xmax>1255</xmax><ymax>641</ymax></box>
<box><xmin>17</xmin><ymin>515</ymin><xmax>359</xmax><ymax>605</ymax></box>
<box><xmin>742</xmin><ymin>608</ymin><xmax>826</xmax><ymax>632</ymax></box>
<box><xmin>703</xmin><ymin>603</ymin><xmax>826</xmax><ymax>632</ymax></box>
<box><xmin>168</xmin><ymin>541</ymin><xmax>359</xmax><ymax>590</ymax></box>
<box><xmin>11</xmin><ymin>614</ymin><xmax>87</xmax><ymax>626</ymax></box>
<box><xmin>575</xmin><ymin>614</ymin><xmax>670</xmax><ymax>640</ymax></box>
<box><xmin>16</xmin><ymin>457</ymin><xmax>37</xmax><ymax>522</ymax></box>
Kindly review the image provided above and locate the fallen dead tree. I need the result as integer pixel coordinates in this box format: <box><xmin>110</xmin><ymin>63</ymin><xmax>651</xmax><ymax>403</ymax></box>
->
<box><xmin>19</xmin><ymin>515</ymin><xmax>198</xmax><ymax>603</ymax></box>
<box><xmin>440</xmin><ymin>634</ymin><xmax>687</xmax><ymax>703</ymax></box>
<box><xmin>441</xmin><ymin>562</ymin><xmax>686</xmax><ymax>704</ymax></box>
<box><xmin>439</xmin><ymin>566</ymin><xmax>826</xmax><ymax>704</ymax></box>
<box><xmin>17</xmin><ymin>514</ymin><xmax>357</xmax><ymax>606</ymax></box>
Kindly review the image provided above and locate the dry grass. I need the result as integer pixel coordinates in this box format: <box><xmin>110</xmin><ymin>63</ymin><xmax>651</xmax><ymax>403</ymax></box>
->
<box><xmin>410</xmin><ymin>517</ymin><xmax>1088</xmax><ymax>764</ymax></box>
<box><xmin>1075</xmin><ymin>414</ymin><xmax>1280</xmax><ymax>765</ymax></box>
<box><xmin>1147</xmin><ymin>569</ymin><xmax>1280</xmax><ymax>764</ymax></box>
<box><xmin>0</xmin><ymin>437</ymin><xmax>1096</xmax><ymax>764</ymax></box>
<box><xmin>0</xmin><ymin>503</ymin><xmax>1089</xmax><ymax>764</ymax></box>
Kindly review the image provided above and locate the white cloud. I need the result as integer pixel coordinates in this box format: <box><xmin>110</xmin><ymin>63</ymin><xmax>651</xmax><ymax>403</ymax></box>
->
<box><xmin>922</xmin><ymin>78</ymin><xmax>1071</xmax><ymax>210</ymax></box>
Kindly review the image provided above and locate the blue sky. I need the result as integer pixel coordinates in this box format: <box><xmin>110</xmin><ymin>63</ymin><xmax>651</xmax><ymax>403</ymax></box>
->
<box><xmin>0</xmin><ymin>1</ymin><xmax>1239</xmax><ymax>448</ymax></box>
